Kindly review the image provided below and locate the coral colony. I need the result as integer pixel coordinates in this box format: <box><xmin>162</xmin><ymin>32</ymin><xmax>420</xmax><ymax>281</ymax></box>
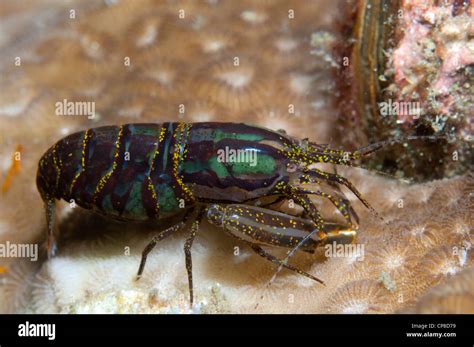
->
<box><xmin>0</xmin><ymin>0</ymin><xmax>472</xmax><ymax>314</ymax></box>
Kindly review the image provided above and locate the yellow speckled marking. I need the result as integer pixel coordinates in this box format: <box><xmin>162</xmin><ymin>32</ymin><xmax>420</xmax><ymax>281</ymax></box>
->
<box><xmin>149</xmin><ymin>125</ymin><xmax>167</xmax><ymax>176</ymax></box>
<box><xmin>69</xmin><ymin>129</ymin><xmax>92</xmax><ymax>195</ymax></box>
<box><xmin>145</xmin><ymin>124</ymin><xmax>167</xmax><ymax>215</ymax></box>
<box><xmin>52</xmin><ymin>142</ymin><xmax>62</xmax><ymax>192</ymax></box>
<box><xmin>145</xmin><ymin>175</ymin><xmax>159</xmax><ymax>215</ymax></box>
<box><xmin>172</xmin><ymin>122</ymin><xmax>195</xmax><ymax>203</ymax></box>
<box><xmin>93</xmin><ymin>125</ymin><xmax>124</xmax><ymax>203</ymax></box>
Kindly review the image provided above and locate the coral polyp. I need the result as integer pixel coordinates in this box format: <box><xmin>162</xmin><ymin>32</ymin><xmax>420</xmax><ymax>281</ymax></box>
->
<box><xmin>323</xmin><ymin>280</ymin><xmax>389</xmax><ymax>314</ymax></box>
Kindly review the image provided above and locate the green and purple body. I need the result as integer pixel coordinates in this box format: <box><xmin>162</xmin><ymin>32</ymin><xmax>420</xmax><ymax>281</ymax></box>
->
<box><xmin>37</xmin><ymin>122</ymin><xmax>295</xmax><ymax>221</ymax></box>
<box><xmin>37</xmin><ymin>122</ymin><xmax>370</xmax><ymax>305</ymax></box>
